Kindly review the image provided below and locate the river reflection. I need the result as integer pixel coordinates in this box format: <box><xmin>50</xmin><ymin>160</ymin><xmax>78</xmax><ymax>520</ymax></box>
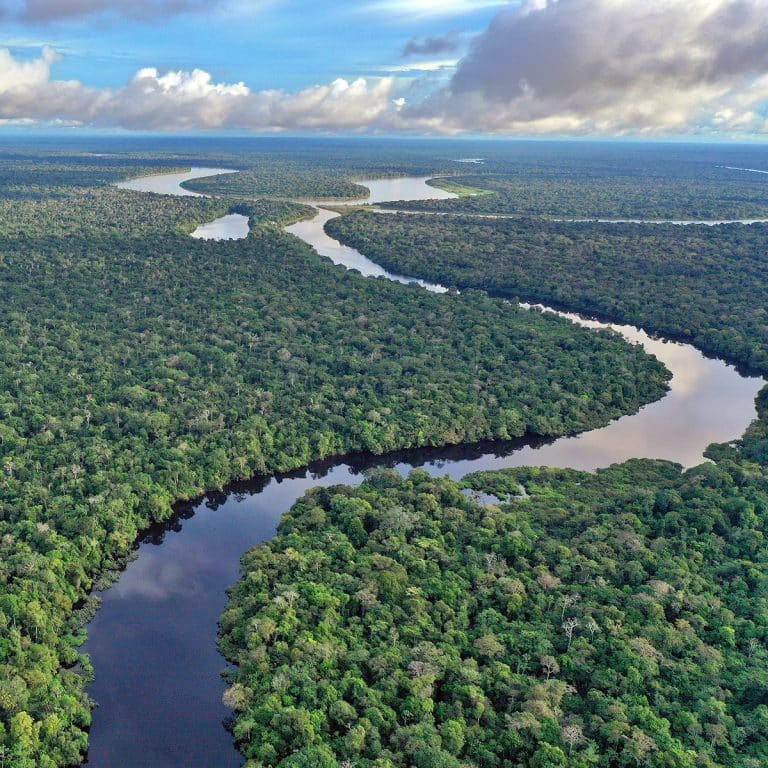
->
<box><xmin>82</xmin><ymin>439</ymin><xmax>554</xmax><ymax>768</ymax></box>
<box><xmin>86</xmin><ymin>168</ymin><xmax>765</xmax><ymax>768</ymax></box>
<box><xmin>285</xmin><ymin>176</ymin><xmax>456</xmax><ymax>290</ymax></box>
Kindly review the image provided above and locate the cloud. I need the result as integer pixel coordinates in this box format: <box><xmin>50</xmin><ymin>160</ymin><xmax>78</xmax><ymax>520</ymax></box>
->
<box><xmin>409</xmin><ymin>0</ymin><xmax>768</xmax><ymax>134</ymax></box>
<box><xmin>385</xmin><ymin>59</ymin><xmax>458</xmax><ymax>73</ymax></box>
<box><xmin>364</xmin><ymin>0</ymin><xmax>509</xmax><ymax>19</ymax></box>
<box><xmin>402</xmin><ymin>34</ymin><xmax>460</xmax><ymax>57</ymax></box>
<box><xmin>0</xmin><ymin>47</ymin><xmax>400</xmax><ymax>131</ymax></box>
<box><xmin>4</xmin><ymin>1</ymin><xmax>768</xmax><ymax>137</ymax></box>
<box><xmin>0</xmin><ymin>44</ymin><xmax>59</xmax><ymax>90</ymax></box>
<box><xmin>0</xmin><ymin>0</ymin><xmax>213</xmax><ymax>21</ymax></box>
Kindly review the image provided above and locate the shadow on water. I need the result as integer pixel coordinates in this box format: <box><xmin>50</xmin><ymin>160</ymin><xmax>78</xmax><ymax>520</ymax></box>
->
<box><xmin>137</xmin><ymin>433</ymin><xmax>556</xmax><ymax>547</ymax></box>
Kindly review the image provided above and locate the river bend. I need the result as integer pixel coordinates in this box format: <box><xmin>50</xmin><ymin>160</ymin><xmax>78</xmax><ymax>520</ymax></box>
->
<box><xmin>82</xmin><ymin>167</ymin><xmax>765</xmax><ymax>767</ymax></box>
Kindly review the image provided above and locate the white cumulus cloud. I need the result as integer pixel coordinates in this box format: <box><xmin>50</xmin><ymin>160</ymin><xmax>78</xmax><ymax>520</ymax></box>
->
<box><xmin>408</xmin><ymin>0</ymin><xmax>768</xmax><ymax>134</ymax></box>
<box><xmin>0</xmin><ymin>44</ymin><xmax>59</xmax><ymax>91</ymax></box>
<box><xmin>0</xmin><ymin>48</ymin><xmax>400</xmax><ymax>131</ymax></box>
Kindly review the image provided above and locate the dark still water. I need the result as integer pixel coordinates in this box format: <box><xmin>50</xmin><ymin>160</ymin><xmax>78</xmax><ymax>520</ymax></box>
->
<box><xmin>84</xmin><ymin>169</ymin><xmax>765</xmax><ymax>767</ymax></box>
<box><xmin>80</xmin><ymin>441</ymin><xmax>553</xmax><ymax>768</ymax></box>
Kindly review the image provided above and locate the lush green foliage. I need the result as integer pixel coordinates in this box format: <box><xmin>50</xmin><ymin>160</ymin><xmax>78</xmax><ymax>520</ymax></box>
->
<box><xmin>182</xmin><ymin>141</ymin><xmax>768</xmax><ymax>217</ymax></box>
<box><xmin>222</xmin><ymin>141</ymin><xmax>768</xmax><ymax>768</ymax></box>
<box><xmin>380</xmin><ymin>144</ymin><xmax>768</xmax><ymax>219</ymax></box>
<box><xmin>0</xmin><ymin>156</ymin><xmax>668</xmax><ymax>766</ymax></box>
<box><xmin>221</xmin><ymin>460</ymin><xmax>768</xmax><ymax>768</ymax></box>
<box><xmin>327</xmin><ymin>211</ymin><xmax>768</xmax><ymax>371</ymax></box>
<box><xmin>5</xmin><ymin>138</ymin><xmax>768</xmax><ymax>767</ymax></box>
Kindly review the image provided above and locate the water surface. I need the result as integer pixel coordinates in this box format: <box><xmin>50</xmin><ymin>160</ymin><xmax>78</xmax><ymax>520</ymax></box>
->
<box><xmin>116</xmin><ymin>167</ymin><xmax>237</xmax><ymax>197</ymax></box>
<box><xmin>191</xmin><ymin>213</ymin><xmax>249</xmax><ymax>240</ymax></box>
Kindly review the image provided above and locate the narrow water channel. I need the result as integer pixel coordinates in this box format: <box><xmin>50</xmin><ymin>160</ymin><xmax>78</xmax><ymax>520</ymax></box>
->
<box><xmin>115</xmin><ymin>167</ymin><xmax>238</xmax><ymax>197</ymax></box>
<box><xmin>83</xmin><ymin>168</ymin><xmax>765</xmax><ymax>768</ymax></box>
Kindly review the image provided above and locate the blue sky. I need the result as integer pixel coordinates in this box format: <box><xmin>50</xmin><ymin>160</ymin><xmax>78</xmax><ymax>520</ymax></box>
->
<box><xmin>4</xmin><ymin>1</ymin><xmax>506</xmax><ymax>89</ymax></box>
<box><xmin>1</xmin><ymin>0</ymin><xmax>767</xmax><ymax>136</ymax></box>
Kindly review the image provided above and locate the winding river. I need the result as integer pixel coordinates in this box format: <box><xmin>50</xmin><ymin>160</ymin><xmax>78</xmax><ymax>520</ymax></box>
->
<box><xmin>84</xmin><ymin>168</ymin><xmax>765</xmax><ymax>767</ymax></box>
